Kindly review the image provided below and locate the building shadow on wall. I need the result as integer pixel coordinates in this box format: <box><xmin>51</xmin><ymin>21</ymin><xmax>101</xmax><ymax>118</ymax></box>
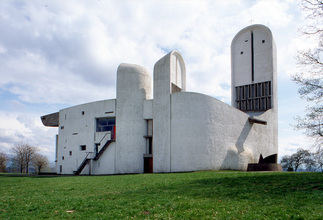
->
<box><xmin>220</xmin><ymin>120</ymin><xmax>253</xmax><ymax>170</ymax></box>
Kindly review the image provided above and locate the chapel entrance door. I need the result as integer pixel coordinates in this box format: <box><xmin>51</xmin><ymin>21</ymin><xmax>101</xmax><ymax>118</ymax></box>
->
<box><xmin>144</xmin><ymin>157</ymin><xmax>153</xmax><ymax>173</ymax></box>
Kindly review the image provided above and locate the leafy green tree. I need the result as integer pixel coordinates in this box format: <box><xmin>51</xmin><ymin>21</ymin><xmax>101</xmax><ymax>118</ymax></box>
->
<box><xmin>292</xmin><ymin>0</ymin><xmax>323</xmax><ymax>153</ymax></box>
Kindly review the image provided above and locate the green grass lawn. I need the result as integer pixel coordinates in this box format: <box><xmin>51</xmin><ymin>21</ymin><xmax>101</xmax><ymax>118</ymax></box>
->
<box><xmin>0</xmin><ymin>171</ymin><xmax>322</xmax><ymax>219</ymax></box>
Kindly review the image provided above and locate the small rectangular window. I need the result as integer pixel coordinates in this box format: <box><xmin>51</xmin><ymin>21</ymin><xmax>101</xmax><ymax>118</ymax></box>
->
<box><xmin>69</xmin><ymin>151</ymin><xmax>72</xmax><ymax>156</ymax></box>
<box><xmin>62</xmin><ymin>156</ymin><xmax>64</xmax><ymax>160</ymax></box>
<box><xmin>80</xmin><ymin>145</ymin><xmax>86</xmax><ymax>151</ymax></box>
<box><xmin>82</xmin><ymin>111</ymin><xmax>85</xmax><ymax>115</ymax></box>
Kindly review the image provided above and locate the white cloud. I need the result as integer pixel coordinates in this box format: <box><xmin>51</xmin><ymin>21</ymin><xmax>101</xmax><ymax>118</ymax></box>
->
<box><xmin>278</xmin><ymin>134</ymin><xmax>315</xmax><ymax>158</ymax></box>
<box><xmin>0</xmin><ymin>0</ymin><xmax>306</xmax><ymax>104</ymax></box>
<box><xmin>0</xmin><ymin>111</ymin><xmax>57</xmax><ymax>161</ymax></box>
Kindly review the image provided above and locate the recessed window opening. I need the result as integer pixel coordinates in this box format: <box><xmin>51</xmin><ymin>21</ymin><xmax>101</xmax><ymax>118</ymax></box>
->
<box><xmin>240</xmin><ymin>51</ymin><xmax>243</xmax><ymax>54</ymax></box>
<box><xmin>262</xmin><ymin>40</ymin><xmax>265</xmax><ymax>43</ymax></box>
<box><xmin>69</xmin><ymin>151</ymin><xmax>72</xmax><ymax>156</ymax></box>
<box><xmin>171</xmin><ymin>83</ymin><xmax>182</xmax><ymax>93</ymax></box>
<box><xmin>62</xmin><ymin>156</ymin><xmax>64</xmax><ymax>160</ymax></box>
<box><xmin>257</xmin><ymin>84</ymin><xmax>262</xmax><ymax>97</ymax></box>
<box><xmin>61</xmin><ymin>126</ymin><xmax>64</xmax><ymax>129</ymax></box>
<box><xmin>82</xmin><ymin>111</ymin><xmax>85</xmax><ymax>115</ymax></box>
<box><xmin>96</xmin><ymin>117</ymin><xmax>116</xmax><ymax>132</ymax></box>
<box><xmin>80</xmin><ymin>145</ymin><xmax>86</xmax><ymax>151</ymax></box>
<box><xmin>235</xmin><ymin>81</ymin><xmax>272</xmax><ymax>111</ymax></box>
<box><xmin>145</xmin><ymin>136</ymin><xmax>153</xmax><ymax>155</ymax></box>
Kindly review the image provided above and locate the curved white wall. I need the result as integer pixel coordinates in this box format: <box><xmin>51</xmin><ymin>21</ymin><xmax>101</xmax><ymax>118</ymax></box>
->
<box><xmin>170</xmin><ymin>92</ymin><xmax>277</xmax><ymax>171</ymax></box>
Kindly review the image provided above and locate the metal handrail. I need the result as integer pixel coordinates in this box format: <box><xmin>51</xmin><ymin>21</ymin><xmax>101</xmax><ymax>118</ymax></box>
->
<box><xmin>81</xmin><ymin>152</ymin><xmax>91</xmax><ymax>163</ymax></box>
<box><xmin>98</xmin><ymin>132</ymin><xmax>110</xmax><ymax>145</ymax></box>
<box><xmin>95</xmin><ymin>132</ymin><xmax>116</xmax><ymax>153</ymax></box>
<box><xmin>75</xmin><ymin>152</ymin><xmax>92</xmax><ymax>175</ymax></box>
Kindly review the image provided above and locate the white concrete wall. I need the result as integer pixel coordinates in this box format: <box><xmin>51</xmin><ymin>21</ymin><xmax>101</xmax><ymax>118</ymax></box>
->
<box><xmin>53</xmin><ymin>25</ymin><xmax>278</xmax><ymax>175</ymax></box>
<box><xmin>56</xmin><ymin>99</ymin><xmax>116</xmax><ymax>174</ymax></box>
<box><xmin>143</xmin><ymin>100</ymin><xmax>153</xmax><ymax>120</ymax></box>
<box><xmin>91</xmin><ymin>142</ymin><xmax>116</xmax><ymax>175</ymax></box>
<box><xmin>116</xmin><ymin>63</ymin><xmax>152</xmax><ymax>174</ymax></box>
<box><xmin>230</xmin><ymin>24</ymin><xmax>278</xmax><ymax>160</ymax></box>
<box><xmin>153</xmin><ymin>50</ymin><xmax>186</xmax><ymax>173</ymax></box>
<box><xmin>231</xmin><ymin>24</ymin><xmax>277</xmax><ymax>108</ymax></box>
<box><xmin>170</xmin><ymin>92</ymin><xmax>278</xmax><ymax>171</ymax></box>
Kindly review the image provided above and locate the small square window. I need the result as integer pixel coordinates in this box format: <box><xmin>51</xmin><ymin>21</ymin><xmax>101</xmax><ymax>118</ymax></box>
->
<box><xmin>80</xmin><ymin>145</ymin><xmax>86</xmax><ymax>151</ymax></box>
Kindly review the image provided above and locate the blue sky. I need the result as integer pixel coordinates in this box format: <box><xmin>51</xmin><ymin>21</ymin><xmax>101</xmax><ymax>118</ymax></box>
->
<box><xmin>0</xmin><ymin>0</ymin><xmax>316</xmax><ymax>162</ymax></box>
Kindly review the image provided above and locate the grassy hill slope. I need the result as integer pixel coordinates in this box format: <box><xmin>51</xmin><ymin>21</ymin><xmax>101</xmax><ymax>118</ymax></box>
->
<box><xmin>0</xmin><ymin>171</ymin><xmax>322</xmax><ymax>219</ymax></box>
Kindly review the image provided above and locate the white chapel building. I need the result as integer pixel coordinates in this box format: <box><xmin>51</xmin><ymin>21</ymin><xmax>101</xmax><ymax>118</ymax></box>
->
<box><xmin>41</xmin><ymin>24</ymin><xmax>278</xmax><ymax>175</ymax></box>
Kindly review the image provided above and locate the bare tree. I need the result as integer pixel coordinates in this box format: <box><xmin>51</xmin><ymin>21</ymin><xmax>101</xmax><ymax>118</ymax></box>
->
<box><xmin>33</xmin><ymin>154</ymin><xmax>49</xmax><ymax>173</ymax></box>
<box><xmin>280</xmin><ymin>148</ymin><xmax>315</xmax><ymax>172</ymax></box>
<box><xmin>292</xmin><ymin>0</ymin><xmax>323</xmax><ymax>152</ymax></box>
<box><xmin>11</xmin><ymin>145</ymin><xmax>25</xmax><ymax>173</ymax></box>
<box><xmin>304</xmin><ymin>152</ymin><xmax>317</xmax><ymax>171</ymax></box>
<box><xmin>280</xmin><ymin>155</ymin><xmax>294</xmax><ymax>171</ymax></box>
<box><xmin>0</xmin><ymin>152</ymin><xmax>7</xmax><ymax>173</ymax></box>
<box><xmin>11</xmin><ymin>144</ymin><xmax>38</xmax><ymax>173</ymax></box>
<box><xmin>313</xmin><ymin>150</ymin><xmax>323</xmax><ymax>171</ymax></box>
<box><xmin>292</xmin><ymin>149</ymin><xmax>313</xmax><ymax>172</ymax></box>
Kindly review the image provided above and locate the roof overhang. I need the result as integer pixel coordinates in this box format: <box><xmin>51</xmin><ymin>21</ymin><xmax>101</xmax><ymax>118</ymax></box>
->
<box><xmin>41</xmin><ymin>112</ymin><xmax>59</xmax><ymax>127</ymax></box>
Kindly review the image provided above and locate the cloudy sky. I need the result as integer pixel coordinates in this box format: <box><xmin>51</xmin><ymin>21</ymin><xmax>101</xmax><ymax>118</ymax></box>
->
<box><xmin>0</xmin><ymin>0</ymin><xmax>316</xmax><ymax>162</ymax></box>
